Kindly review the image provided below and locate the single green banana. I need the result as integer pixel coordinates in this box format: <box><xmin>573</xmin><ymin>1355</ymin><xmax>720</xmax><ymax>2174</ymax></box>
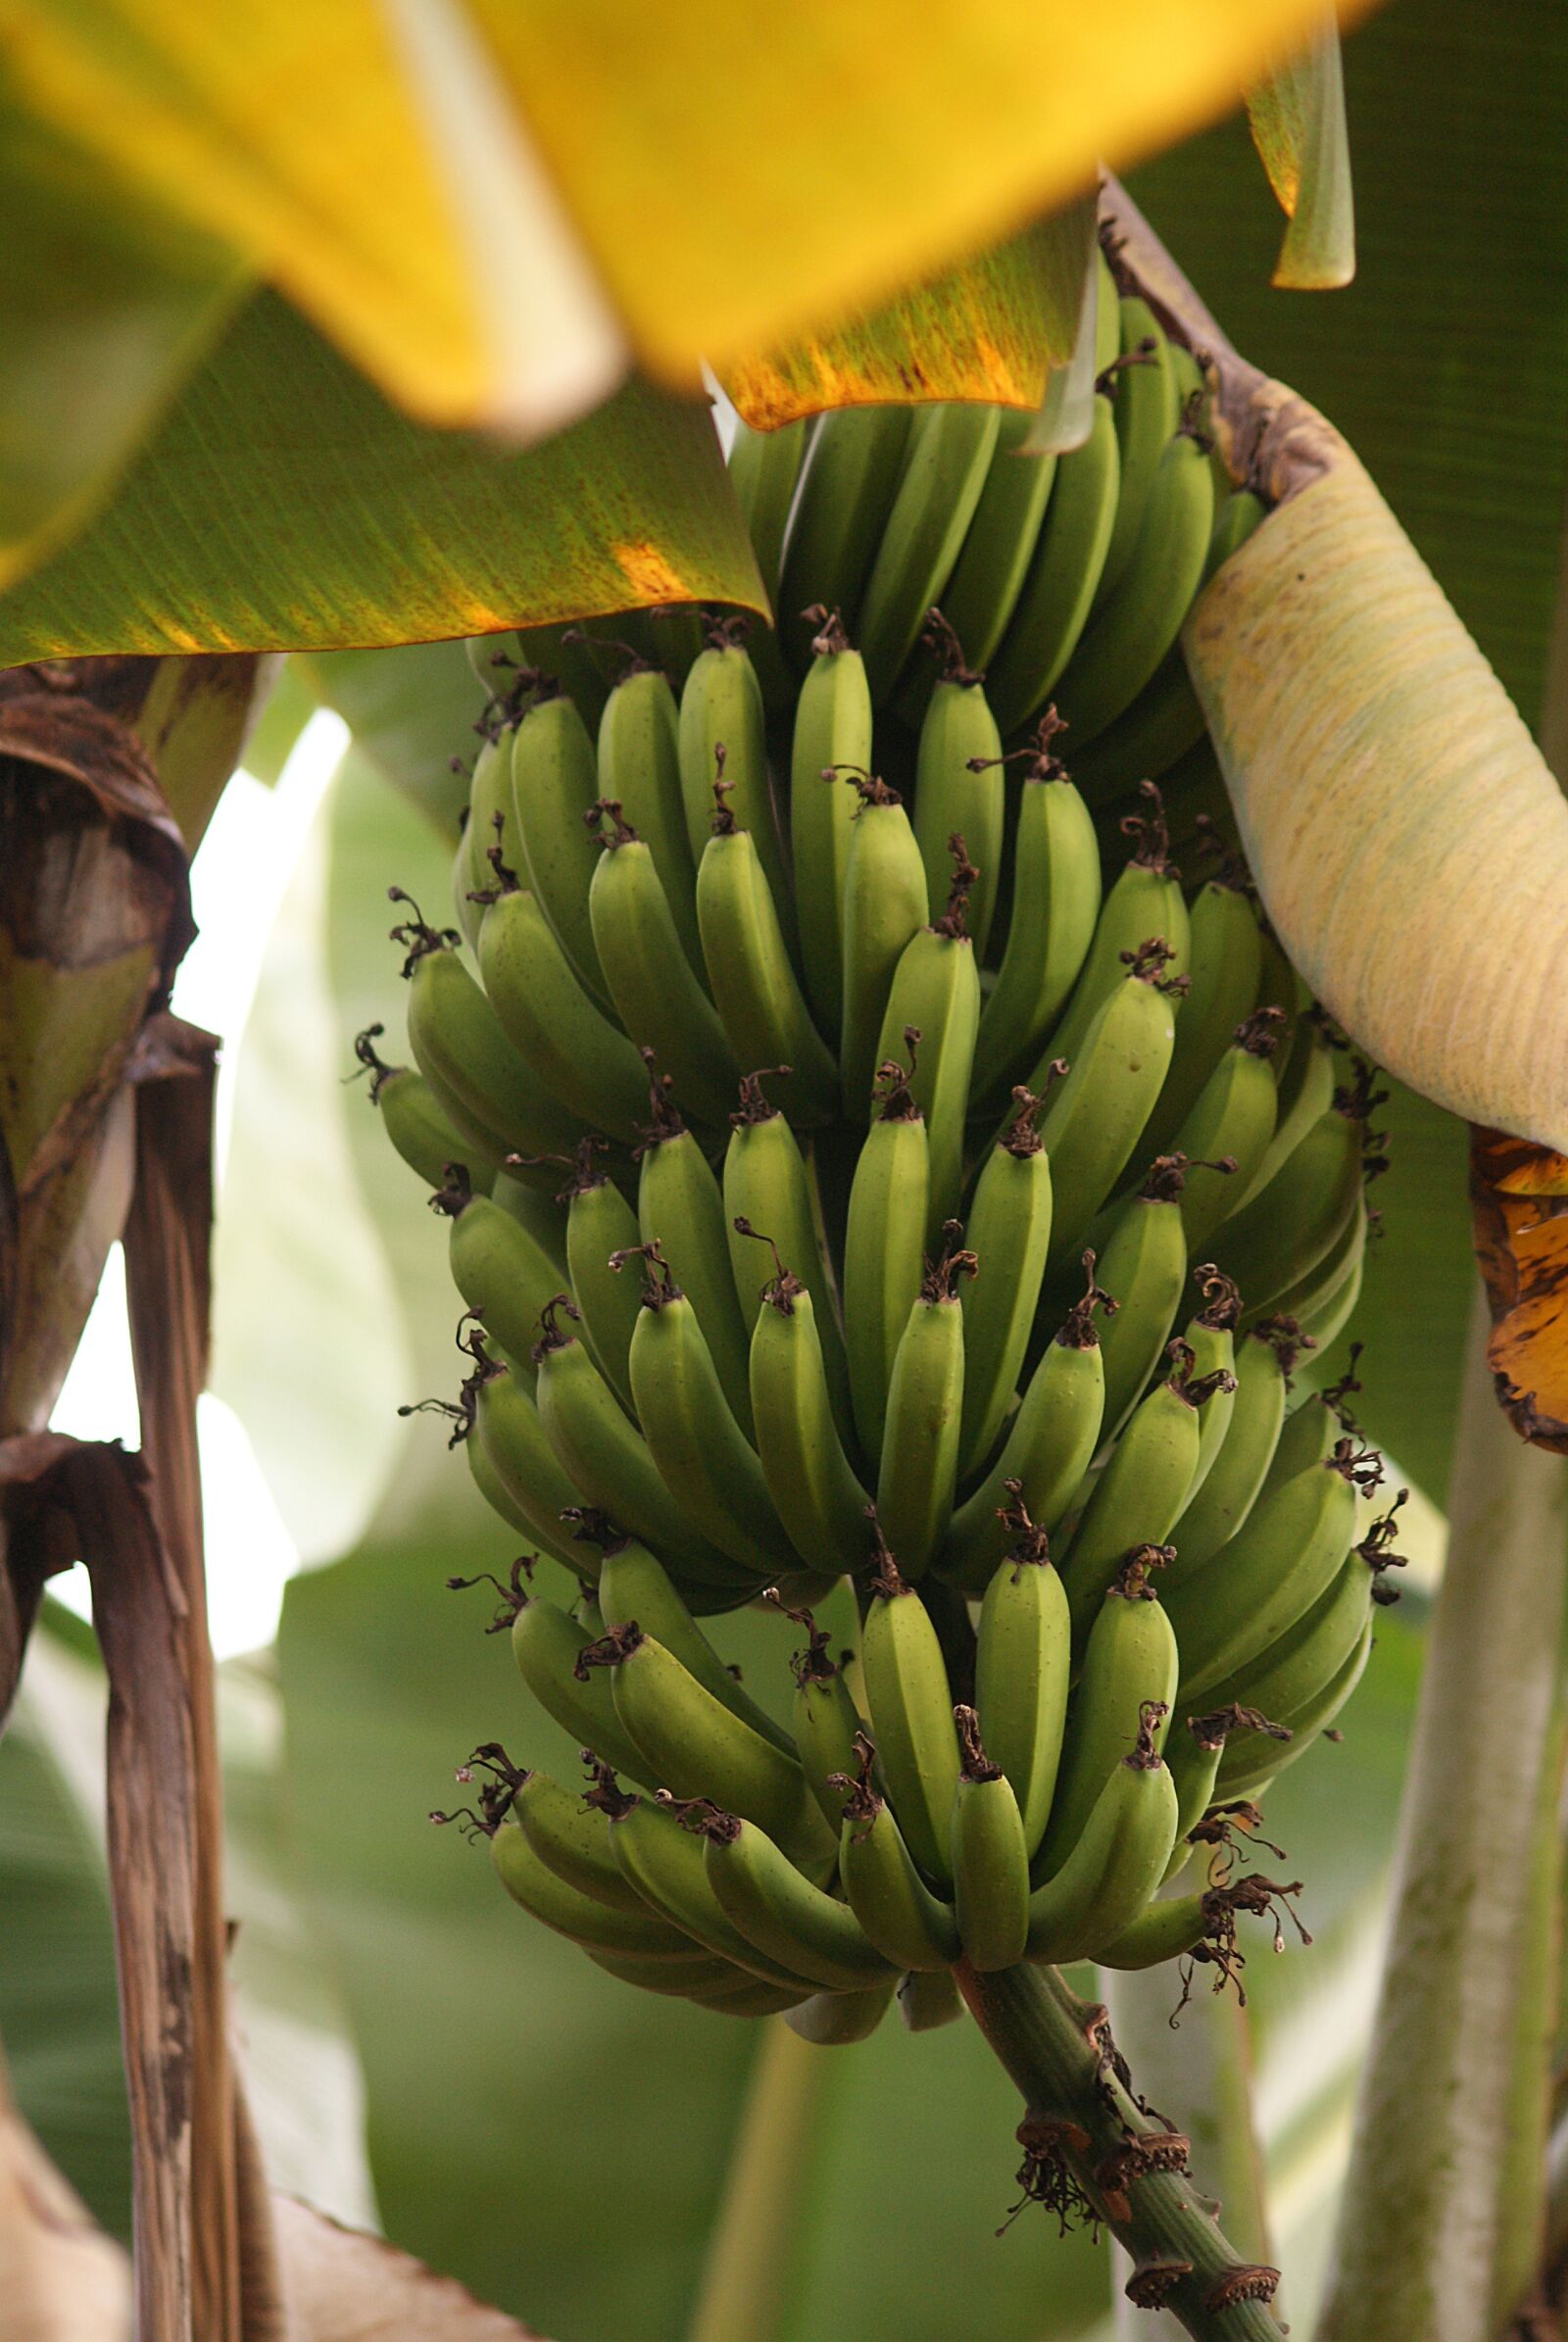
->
<box><xmin>1179</xmin><ymin>1267</ymin><xmax>1242</xmax><ymax>1505</ymax></box>
<box><xmin>392</xmin><ymin>912</ymin><xmax>585</xmax><ymax>1161</ymax></box>
<box><xmin>1140</xmin><ymin>875</ymin><xmax>1265</xmax><ymax>1158</ymax></box>
<box><xmin>950</xmin><ymin>1705</ymin><xmax>1031</xmax><ymax>1971</ymax></box>
<box><xmin>1260</xmin><ymin>1364</ymin><xmax>1362</xmax><ymax>1503</ymax></box>
<box><xmin>1032</xmin><ymin>945</ymin><xmax>1184</xmax><ymax>1273</ymax></box>
<box><xmin>507</xmin><ymin>685</ymin><xmax>609</xmax><ymax>1003</ymax></box>
<box><xmin>490</xmin><ymin>1163</ymin><xmax>569</xmax><ymax>1270</ymax></box>
<box><xmin>874</xmin><ymin>857</ymin><xmax>982</xmax><ymax>1238</ymax></box>
<box><xmin>623</xmin><ymin>1250</ymin><xmax>799</xmax><ymax>1581</ymax></box>
<box><xmin>1089</xmin><ymin>1155</ymin><xmax>1193</xmax><ymax>1442</ymax></box>
<box><xmin>1165</xmin><ymin>1318</ymin><xmax>1301</xmax><ymax>1587</ymax></box>
<box><xmin>1170</xmin><ymin>1010</ymin><xmax>1286</xmax><ymax>1252</ymax></box>
<box><xmin>698</xmin><ymin>1808</ymin><xmax>897</xmax><ymax>1992</ymax></box>
<box><xmin>748</xmin><ymin>1256</ymin><xmax>872</xmax><ymax>1578</ymax></box>
<box><xmin>898</xmin><ymin>1969</ymin><xmax>963</xmax><ymax>2030</ymax></box>
<box><xmin>785</xmin><ymin>1984</ymin><xmax>897</xmax><ymax>2044</ymax></box>
<box><xmin>586</xmin><ymin>1947</ymin><xmax>785</xmax><ymax>2004</ymax></box>
<box><xmin>876</xmin><ymin>1229</ymin><xmax>976</xmax><ymax>1578</ymax></box>
<box><xmin>511</xmin><ymin>1763</ymin><xmax>657</xmax><ymax>1916</ymax></box>
<box><xmin>1166</xmin><ymin>1446</ymin><xmax>1369</xmax><ymax>1705</ymax></box>
<box><xmin>789</xmin><ymin>611</ymin><xmax>872</xmax><ymax>1032</ymax></box>
<box><xmin>776</xmin><ymin>404</ymin><xmax>912</xmax><ymax>670</ymax></box>
<box><xmin>1235</xmin><ymin>1023</ymin><xmax>1336</xmax><ymax>1208</ymax></box>
<box><xmin>911</xmin><ymin>652</ymin><xmax>1005</xmax><ymax>960</ymax></box>
<box><xmin>973</xmin><ymin>1496</ymin><xmax>1072</xmax><ymax>1855</ymax></box>
<box><xmin>940</xmin><ymin>1261</ymin><xmax>1111</xmax><ymax>1591</ymax></box>
<box><xmin>353</xmin><ymin>1026</ymin><xmax>501</xmax><ymax>1192</ymax></box>
<box><xmin>606</xmin><ymin>1785</ymin><xmax>823</xmax><ymax>1990</ymax></box>
<box><xmin>476</xmin><ymin>872</ymin><xmax>651</xmax><ymax>1145</ymax></box>
<box><xmin>1211</xmin><ymin>1082</ymin><xmax>1372</xmax><ymax>1316</ymax></box>
<box><xmin>597</xmin><ymin>1537</ymin><xmax>795</xmax><ymax>1754</ymax></box>
<box><xmin>723</xmin><ymin>1083</ymin><xmax>851</xmax><ymax>1427</ymax></box>
<box><xmin>1093</xmin><ymin>1892</ymin><xmax>1210</xmax><ymax>1972</ymax></box>
<box><xmin>937</xmin><ymin>408</ymin><xmax>1058</xmax><ymax>676</ymax></box>
<box><xmin>695</xmin><ymin>783</ymin><xmax>837</xmax><ymax>1122</ymax></box>
<box><xmin>470</xmin><ymin>1352</ymin><xmax>583</xmax><ymax>1569</ymax></box>
<box><xmin>488</xmin><ymin>1816</ymin><xmax>703</xmax><ymax>1958</ymax></box>
<box><xmin>1024</xmin><ymin>1716</ymin><xmax>1179</xmax><ymax>1964</ymax></box>
<box><xmin>1039</xmin><ymin>1551</ymin><xmax>1179</xmax><ymax>1875</ymax></box>
<box><xmin>431</xmin><ymin>1169</ymin><xmax>564</xmax><ymax>1377</ymax></box>
<box><xmin>838</xmin><ymin>773</ymin><xmax>930</xmax><ymax>1116</ymax></box>
<box><xmin>592</xmin><ymin>1626</ymin><xmax>832</xmax><ymax>1865</ymax></box>
<box><xmin>1217</xmin><ymin>1620</ymin><xmax>1374</xmax><ymax>1802</ymax></box>
<box><xmin>1054</xmin><ymin>426</ymin><xmax>1215</xmax><ymax>748</ymax></box>
<box><xmin>1060</xmin><ymin>1345</ymin><xmax>1227</xmax><ymax>1642</ymax></box>
<box><xmin>1094</xmin><ymin>300</ymin><xmax>1176</xmax><ymax>607</ymax></box>
<box><xmin>833</xmin><ymin>1732</ymin><xmax>960</xmax><ymax>1971</ymax></box>
<box><xmin>1035</xmin><ymin>782</ymin><xmax>1190</xmax><ymax>1080</ymax></box>
<box><xmin>729</xmin><ymin>415</ymin><xmax>809</xmax><ymax>603</ymax></box>
<box><xmin>676</xmin><ymin>626</ymin><xmax>789</xmax><ymax>922</ymax></box>
<box><xmin>857</xmin><ymin>403</ymin><xmax>1002</xmax><ymax>700</ymax></box>
<box><xmin>784</xmin><ymin>1607</ymin><xmax>869</xmax><ymax>1828</ymax></box>
<box><xmin>586</xmin><ymin>805</ymin><xmax>742</xmax><ymax>1128</ymax></box>
<box><xmin>957</xmin><ymin>1092</ymin><xmax>1054</xmax><ymax>1476</ymax></box>
<box><xmin>987</xmin><ymin>391</ymin><xmax>1119</xmax><ymax>736</ymax></box>
<box><xmin>595</xmin><ymin>659</ymin><xmax>702</xmax><ymax>969</ymax></box>
<box><xmin>842</xmin><ymin>1050</ymin><xmax>930</xmax><ymax>1460</ymax></box>
<box><xmin>455</xmin><ymin>722</ymin><xmax>520</xmax><ymax>951</ymax></box>
<box><xmin>860</xmin><ymin>1542</ymin><xmax>962</xmax><ymax>1885</ymax></box>
<box><xmin>533</xmin><ymin>1298</ymin><xmax>754</xmax><ymax>1603</ymax></box>
<box><xmin>509</xmin><ymin>1592</ymin><xmax>658</xmax><ymax>1785</ymax></box>
<box><xmin>635</xmin><ymin>1076</ymin><xmax>756</xmax><ymax>1432</ymax></box>
<box><xmin>969</xmin><ymin>737</ymin><xmax>1101</xmax><ymax>1106</ymax></box>
<box><xmin>557</xmin><ymin>1147</ymin><xmax>642</xmax><ymax>1413</ymax></box>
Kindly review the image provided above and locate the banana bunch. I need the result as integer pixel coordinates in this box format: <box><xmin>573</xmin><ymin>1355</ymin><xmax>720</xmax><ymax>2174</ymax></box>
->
<box><xmin>361</xmin><ymin>263</ymin><xmax>1401</xmax><ymax>2036</ymax></box>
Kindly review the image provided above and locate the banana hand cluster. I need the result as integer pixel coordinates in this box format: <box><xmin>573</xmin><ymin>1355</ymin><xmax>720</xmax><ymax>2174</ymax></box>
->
<box><xmin>368</xmin><ymin>278</ymin><xmax>1398</xmax><ymax>2038</ymax></box>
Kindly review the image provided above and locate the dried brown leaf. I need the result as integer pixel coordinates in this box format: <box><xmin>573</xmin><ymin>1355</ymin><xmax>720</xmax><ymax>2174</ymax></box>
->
<box><xmin>272</xmin><ymin>2197</ymin><xmax>549</xmax><ymax>2342</ymax></box>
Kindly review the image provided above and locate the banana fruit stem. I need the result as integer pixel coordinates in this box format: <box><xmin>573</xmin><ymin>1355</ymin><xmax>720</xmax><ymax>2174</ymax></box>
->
<box><xmin>955</xmin><ymin>1959</ymin><xmax>1283</xmax><ymax>2340</ymax></box>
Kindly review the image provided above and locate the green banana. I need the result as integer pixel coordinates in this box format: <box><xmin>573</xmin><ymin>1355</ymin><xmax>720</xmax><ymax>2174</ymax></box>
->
<box><xmin>1140</xmin><ymin>874</ymin><xmax>1265</xmax><ymax>1158</ymax></box>
<box><xmin>973</xmin><ymin>1494</ymin><xmax>1072</xmax><ymax>1855</ymax></box>
<box><xmin>1165</xmin><ymin>1318</ymin><xmax>1300</xmax><ymax>1587</ymax></box>
<box><xmin>838</xmin><ymin>773</ymin><xmax>931</xmax><ymax>1116</ymax></box>
<box><xmin>489</xmin><ymin>1816</ymin><xmax>704</xmax><ymax>1958</ymax></box>
<box><xmin>723</xmin><ymin>1083</ymin><xmax>850</xmax><ymax>1422</ymax></box>
<box><xmin>623</xmin><ymin>1246</ymin><xmax>799</xmax><ymax>1581</ymax></box>
<box><xmin>635</xmin><ymin>1075</ymin><xmax>755</xmax><ymax>1431</ymax></box>
<box><xmin>1039</xmin><ymin>1549</ymin><xmax>1179</xmax><ymax>1874</ymax></box>
<box><xmin>475</xmin><ymin>869</ymin><xmax>652</xmax><ymax>1145</ymax></box>
<box><xmin>1093</xmin><ymin>1892</ymin><xmax>1211</xmax><ymax>1972</ymax></box>
<box><xmin>910</xmin><ymin>653</ymin><xmax>1004</xmax><ymax>960</ymax></box>
<box><xmin>1032</xmin><ymin>944</ymin><xmax>1184</xmax><ymax>1273</ymax></box>
<box><xmin>455</xmin><ymin>721</ymin><xmax>521</xmax><ymax>951</ymax></box>
<box><xmin>785</xmin><ymin>1984</ymin><xmax>896</xmax><ymax>2044</ymax></box>
<box><xmin>783</xmin><ymin>1605</ymin><xmax>868</xmax><ymax>1827</ymax></box>
<box><xmin>698</xmin><ymin>1807</ymin><xmax>897</xmax><ymax>1991</ymax></box>
<box><xmin>777</xmin><ymin>404</ymin><xmax>912</xmax><ymax>671</ymax></box>
<box><xmin>898</xmin><ymin>1969</ymin><xmax>963</xmax><ymax>2030</ymax></box>
<box><xmin>1212</xmin><ymin>1077</ymin><xmax>1374</xmax><ymax>1315</ymax></box>
<box><xmin>1060</xmin><ymin>1345</ymin><xmax>1227</xmax><ymax>1642</ymax></box>
<box><xmin>1217</xmin><ymin>1620</ymin><xmax>1375</xmax><ymax>1802</ymax></box>
<box><xmin>729</xmin><ymin>415</ymin><xmax>809</xmax><ymax>604</ymax></box>
<box><xmin>392</xmin><ymin>911</ymin><xmax>585</xmax><ymax>1161</ymax></box>
<box><xmin>514</xmin><ymin>619</ymin><xmax>611</xmax><ymax>727</ymax></box>
<box><xmin>940</xmin><ymin>1261</ymin><xmax>1111</xmax><ymax>1591</ymax></box>
<box><xmin>353</xmin><ymin>1026</ymin><xmax>500</xmax><ymax>1192</ymax></box>
<box><xmin>969</xmin><ymin>734</ymin><xmax>1101</xmax><ymax>1106</ymax></box>
<box><xmin>987</xmin><ymin>391</ymin><xmax>1119</xmax><ymax>736</ymax></box>
<box><xmin>1170</xmin><ymin>1010</ymin><xmax>1286</xmax><ymax>1253</ymax></box>
<box><xmin>590</xmin><ymin>1625</ymin><xmax>832</xmax><ymax>1866</ymax></box>
<box><xmin>510</xmin><ymin>1761</ymin><xmax>657</xmax><ymax>1916</ymax></box>
<box><xmin>1235</xmin><ymin>1021</ymin><xmax>1336</xmax><ymax>1208</ymax></box>
<box><xmin>857</xmin><ymin>402</ymin><xmax>1002</xmax><ymax>699</ymax></box>
<box><xmin>595</xmin><ymin>659</ymin><xmax>702</xmax><ymax>969</ymax></box>
<box><xmin>507</xmin><ymin>686</ymin><xmax>609</xmax><ymax>1004</ymax></box>
<box><xmin>937</xmin><ymin>408</ymin><xmax>1058</xmax><ymax>676</ymax></box>
<box><xmin>431</xmin><ymin>1168</ymin><xmax>564</xmax><ymax>1377</ymax></box>
<box><xmin>466</xmin><ymin>1422</ymin><xmax>538</xmax><ymax>1545</ymax></box>
<box><xmin>470</xmin><ymin>1350</ymin><xmax>583</xmax><ymax>1568</ymax></box>
<box><xmin>1179</xmin><ymin>1267</ymin><xmax>1242</xmax><ymax>1505</ymax></box>
<box><xmin>1166</xmin><ymin>1446</ymin><xmax>1371</xmax><ymax>1705</ymax></box>
<box><xmin>1054</xmin><ymin>425</ymin><xmax>1215</xmax><ymax>748</ymax></box>
<box><xmin>789</xmin><ymin>611</ymin><xmax>872</xmax><ymax>1032</ymax></box>
<box><xmin>747</xmin><ymin>1250</ymin><xmax>872</xmax><ymax>1578</ymax></box>
<box><xmin>1024</xmin><ymin>1713</ymin><xmax>1179</xmax><ymax>1964</ymax></box>
<box><xmin>842</xmin><ymin>1049</ymin><xmax>930</xmax><ymax>1460</ymax></box>
<box><xmin>596</xmin><ymin>1537</ymin><xmax>795</xmax><ymax>1754</ymax></box>
<box><xmin>586</xmin><ymin>805</ymin><xmax>742</xmax><ymax>1128</ymax></box>
<box><xmin>676</xmin><ymin>625</ymin><xmax>789</xmax><ymax>919</ymax></box>
<box><xmin>585</xmin><ymin>1947</ymin><xmax>786</xmax><ymax>2005</ymax></box>
<box><xmin>509</xmin><ymin>1590</ymin><xmax>658</xmax><ymax>1785</ymax></box>
<box><xmin>559</xmin><ymin>1147</ymin><xmax>642</xmax><ymax>1412</ymax></box>
<box><xmin>533</xmin><ymin>1297</ymin><xmax>754</xmax><ymax>1603</ymax></box>
<box><xmin>1036</xmin><ymin>782</ymin><xmax>1190</xmax><ymax>1080</ymax></box>
<box><xmin>1089</xmin><ymin>1156</ymin><xmax>1193</xmax><ymax>1442</ymax></box>
<box><xmin>490</xmin><ymin>1164</ymin><xmax>569</xmax><ymax>1271</ymax></box>
<box><xmin>1276</xmin><ymin>1195</ymin><xmax>1370</xmax><ymax>1353</ymax></box>
<box><xmin>833</xmin><ymin>1732</ymin><xmax>960</xmax><ymax>1971</ymax></box>
<box><xmin>874</xmin><ymin>853</ymin><xmax>981</xmax><ymax>1237</ymax></box>
<box><xmin>951</xmin><ymin>1705</ymin><xmax>1031</xmax><ymax>1971</ymax></box>
<box><xmin>695</xmin><ymin>778</ymin><xmax>838</xmax><ymax>1122</ymax></box>
<box><xmin>1260</xmin><ymin>1355</ymin><xmax>1363</xmax><ymax>1503</ymax></box>
<box><xmin>876</xmin><ymin>1227</ymin><xmax>977</xmax><ymax>1577</ymax></box>
<box><xmin>605</xmin><ymin>1784</ymin><xmax>822</xmax><ymax>1990</ymax></box>
<box><xmin>957</xmin><ymin>1091</ymin><xmax>1054</xmax><ymax>1476</ymax></box>
<box><xmin>1094</xmin><ymin>300</ymin><xmax>1176</xmax><ymax>608</ymax></box>
<box><xmin>859</xmin><ymin>1542</ymin><xmax>961</xmax><ymax>1885</ymax></box>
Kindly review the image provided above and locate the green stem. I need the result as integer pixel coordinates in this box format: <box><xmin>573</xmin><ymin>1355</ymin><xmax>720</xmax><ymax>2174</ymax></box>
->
<box><xmin>956</xmin><ymin>1958</ymin><xmax>1285</xmax><ymax>2339</ymax></box>
<box><xmin>686</xmin><ymin>2017</ymin><xmax>830</xmax><ymax>2342</ymax></box>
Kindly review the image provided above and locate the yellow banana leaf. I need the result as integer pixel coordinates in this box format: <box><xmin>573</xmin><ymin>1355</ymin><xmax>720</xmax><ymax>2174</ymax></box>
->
<box><xmin>9</xmin><ymin>0</ymin><xmax>1370</xmax><ymax>445</ymax></box>
<box><xmin>0</xmin><ymin>293</ymin><xmax>764</xmax><ymax>663</ymax></box>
